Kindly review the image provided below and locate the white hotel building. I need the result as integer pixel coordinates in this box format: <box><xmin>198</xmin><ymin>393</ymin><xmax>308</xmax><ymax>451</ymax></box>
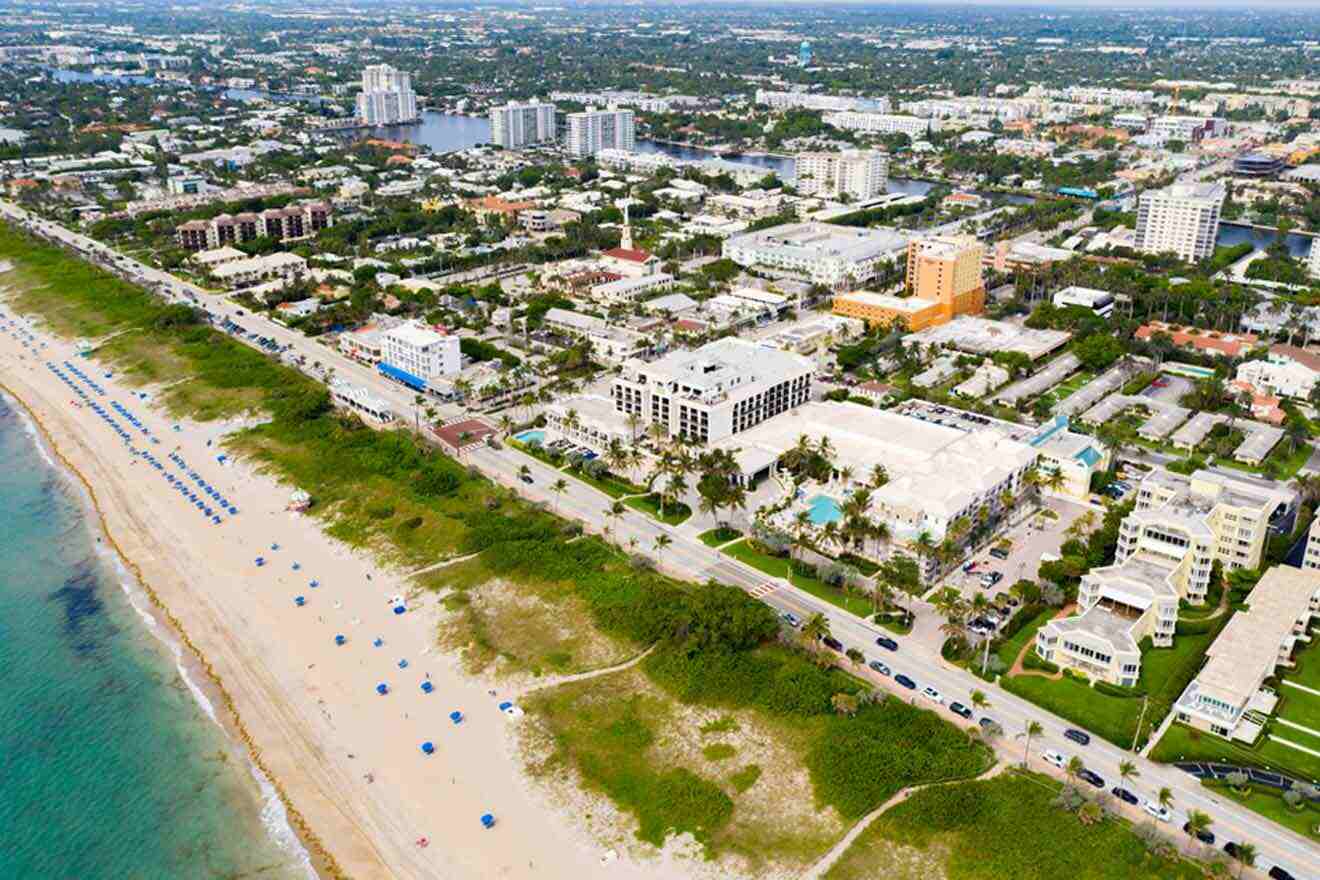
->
<box><xmin>565</xmin><ymin>107</ymin><xmax>635</xmax><ymax>157</ymax></box>
<box><xmin>722</xmin><ymin>222</ymin><xmax>910</xmax><ymax>287</ymax></box>
<box><xmin>379</xmin><ymin>322</ymin><xmax>461</xmax><ymax>386</ymax></box>
<box><xmin>821</xmin><ymin>111</ymin><xmax>931</xmax><ymax>138</ymax></box>
<box><xmin>489</xmin><ymin>101</ymin><xmax>556</xmax><ymax>149</ymax></box>
<box><xmin>755</xmin><ymin>89</ymin><xmax>889</xmax><ymax>113</ymax></box>
<box><xmin>611</xmin><ymin>337</ymin><xmax>813</xmax><ymax>445</ymax></box>
<box><xmin>794</xmin><ymin>150</ymin><xmax>889</xmax><ymax>201</ymax></box>
<box><xmin>1135</xmin><ymin>182</ymin><xmax>1226</xmax><ymax>263</ymax></box>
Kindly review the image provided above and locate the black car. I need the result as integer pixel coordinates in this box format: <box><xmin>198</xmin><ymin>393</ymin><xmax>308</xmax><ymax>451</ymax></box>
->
<box><xmin>875</xmin><ymin>636</ymin><xmax>899</xmax><ymax>652</ymax></box>
<box><xmin>1078</xmin><ymin>769</ymin><xmax>1105</xmax><ymax>788</ymax></box>
<box><xmin>989</xmin><ymin>547</ymin><xmax>1010</xmax><ymax>560</ymax></box>
<box><xmin>1111</xmin><ymin>787</ymin><xmax>1138</xmax><ymax>805</ymax></box>
<box><xmin>520</xmin><ymin>474</ymin><xmax>534</xmax><ymax>484</ymax></box>
<box><xmin>948</xmin><ymin>702</ymin><xmax>972</xmax><ymax>720</ymax></box>
<box><xmin>1268</xmin><ymin>866</ymin><xmax>1296</xmax><ymax>880</ymax></box>
<box><xmin>978</xmin><ymin>716</ymin><xmax>999</xmax><ymax>731</ymax></box>
<box><xmin>1183</xmin><ymin>822</ymin><xmax>1215</xmax><ymax>845</ymax></box>
<box><xmin>822</xmin><ymin>636</ymin><xmax>844</xmax><ymax>652</ymax></box>
<box><xmin>1064</xmin><ymin>728</ymin><xmax>1091</xmax><ymax>746</ymax></box>
<box><xmin>894</xmin><ymin>674</ymin><xmax>917</xmax><ymax>690</ymax></box>
<box><xmin>1223</xmin><ymin>842</ymin><xmax>1242</xmax><ymax>859</ymax></box>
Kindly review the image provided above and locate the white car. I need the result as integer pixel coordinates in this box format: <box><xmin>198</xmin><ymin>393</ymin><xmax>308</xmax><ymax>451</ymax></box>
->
<box><xmin>1042</xmin><ymin>749</ymin><xmax>1067</xmax><ymax>769</ymax></box>
<box><xmin>1142</xmin><ymin>800</ymin><xmax>1171</xmax><ymax>823</ymax></box>
<box><xmin>921</xmin><ymin>686</ymin><xmax>944</xmax><ymax>704</ymax></box>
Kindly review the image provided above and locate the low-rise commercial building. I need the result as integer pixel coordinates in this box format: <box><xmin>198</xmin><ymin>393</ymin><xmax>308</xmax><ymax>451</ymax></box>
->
<box><xmin>724</xmin><ymin>222</ymin><xmax>910</xmax><ymax>288</ymax></box>
<box><xmin>210</xmin><ymin>252</ymin><xmax>307</xmax><ymax>287</ymax></box>
<box><xmin>1053</xmin><ymin>285</ymin><xmax>1116</xmax><ymax>318</ymax></box>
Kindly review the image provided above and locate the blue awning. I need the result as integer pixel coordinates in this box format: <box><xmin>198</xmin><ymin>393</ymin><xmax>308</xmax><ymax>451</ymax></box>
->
<box><xmin>377</xmin><ymin>362</ymin><xmax>427</xmax><ymax>391</ymax></box>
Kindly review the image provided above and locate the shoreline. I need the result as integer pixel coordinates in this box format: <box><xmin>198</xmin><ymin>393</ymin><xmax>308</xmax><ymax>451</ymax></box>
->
<box><xmin>0</xmin><ymin>303</ymin><xmax>695</xmax><ymax>880</ymax></box>
<box><xmin>0</xmin><ymin>380</ymin><xmax>337</xmax><ymax>879</ymax></box>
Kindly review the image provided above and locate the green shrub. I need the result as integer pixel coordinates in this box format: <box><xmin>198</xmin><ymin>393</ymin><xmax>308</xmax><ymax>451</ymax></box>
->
<box><xmin>728</xmin><ymin>764</ymin><xmax>762</xmax><ymax>793</ymax></box>
<box><xmin>702</xmin><ymin>743</ymin><xmax>737</xmax><ymax>761</ymax></box>
<box><xmin>1022</xmin><ymin>652</ymin><xmax>1059</xmax><ymax>674</ymax></box>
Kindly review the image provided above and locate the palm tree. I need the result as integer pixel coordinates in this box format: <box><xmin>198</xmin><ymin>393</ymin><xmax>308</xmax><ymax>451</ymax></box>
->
<box><xmin>551</xmin><ymin>477</ymin><xmax>568</xmax><ymax>512</ymax></box>
<box><xmin>1229</xmin><ymin>842</ymin><xmax>1256</xmax><ymax>876</ymax></box>
<box><xmin>608</xmin><ymin>500</ymin><xmax>625</xmax><ymax>540</ymax></box>
<box><xmin>1184</xmin><ymin>809</ymin><xmax>1213</xmax><ymax>841</ymax></box>
<box><xmin>870</xmin><ymin>462</ymin><xmax>889</xmax><ymax>489</ymax></box>
<box><xmin>801</xmin><ymin>612</ymin><xmax>831</xmax><ymax>654</ymax></box>
<box><xmin>1019</xmin><ymin>720</ymin><xmax>1043</xmax><ymax>768</ymax></box>
<box><xmin>1157</xmin><ymin>786</ymin><xmax>1174</xmax><ymax>811</ymax></box>
<box><xmin>970</xmin><ymin>690</ymin><xmax>989</xmax><ymax>711</ymax></box>
<box><xmin>653</xmin><ymin>533</ymin><xmax>672</xmax><ymax>564</ymax></box>
<box><xmin>1065</xmin><ymin>755</ymin><xmax>1084</xmax><ymax>786</ymax></box>
<box><xmin>1118</xmin><ymin>759</ymin><xmax>1139</xmax><ymax>789</ymax></box>
<box><xmin>517</xmin><ymin>463</ymin><xmax>531</xmax><ymax>482</ymax></box>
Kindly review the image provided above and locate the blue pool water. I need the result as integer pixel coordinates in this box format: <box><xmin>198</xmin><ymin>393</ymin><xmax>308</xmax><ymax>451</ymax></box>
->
<box><xmin>806</xmin><ymin>494</ymin><xmax>844</xmax><ymax>525</ymax></box>
<box><xmin>514</xmin><ymin>429</ymin><xmax>546</xmax><ymax>445</ymax></box>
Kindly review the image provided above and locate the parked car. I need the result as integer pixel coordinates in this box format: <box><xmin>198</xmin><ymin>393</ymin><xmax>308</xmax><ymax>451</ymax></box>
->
<box><xmin>781</xmin><ymin>612</ymin><xmax>801</xmax><ymax>628</ymax></box>
<box><xmin>921</xmin><ymin>686</ymin><xmax>944</xmax><ymax>704</ymax></box>
<box><xmin>1143</xmin><ymin>801</ymin><xmax>1172</xmax><ymax>823</ymax></box>
<box><xmin>1183</xmin><ymin>821</ymin><xmax>1215</xmax><ymax>845</ymax></box>
<box><xmin>520</xmin><ymin>474</ymin><xmax>534</xmax><ymax>484</ymax></box>
<box><xmin>1223</xmin><ymin>842</ymin><xmax>1242</xmax><ymax>858</ymax></box>
<box><xmin>822</xmin><ymin>636</ymin><xmax>844</xmax><ymax>652</ymax></box>
<box><xmin>894</xmin><ymin>674</ymin><xmax>917</xmax><ymax>690</ymax></box>
<box><xmin>875</xmin><ymin>636</ymin><xmax>899</xmax><ymax>652</ymax></box>
<box><xmin>1268</xmin><ymin>866</ymin><xmax>1296</xmax><ymax>880</ymax></box>
<box><xmin>989</xmin><ymin>547</ymin><xmax>1009</xmax><ymax>560</ymax></box>
<box><xmin>962</xmin><ymin>561</ymin><xmax>977</xmax><ymax>573</ymax></box>
<box><xmin>1078</xmin><ymin>769</ymin><xmax>1105</xmax><ymax>788</ymax></box>
<box><xmin>868</xmin><ymin>660</ymin><xmax>891</xmax><ymax>676</ymax></box>
<box><xmin>1064</xmin><ymin>728</ymin><xmax>1091</xmax><ymax>746</ymax></box>
<box><xmin>1111</xmin><ymin>787</ymin><xmax>1139</xmax><ymax>805</ymax></box>
<box><xmin>1042</xmin><ymin>749</ymin><xmax>1067</xmax><ymax>769</ymax></box>
<box><xmin>978</xmin><ymin>716</ymin><xmax>999</xmax><ymax>731</ymax></box>
<box><xmin>948</xmin><ymin>701</ymin><xmax>972</xmax><ymax>719</ymax></box>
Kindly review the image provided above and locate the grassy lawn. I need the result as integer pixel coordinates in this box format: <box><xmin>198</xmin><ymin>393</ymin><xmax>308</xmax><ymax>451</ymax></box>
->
<box><xmin>993</xmin><ymin>607</ymin><xmax>1056</xmax><ymax>669</ymax></box>
<box><xmin>699</xmin><ymin>527</ymin><xmax>743</xmax><ymax>548</ymax></box>
<box><xmin>1203</xmin><ymin>782</ymin><xmax>1320</xmax><ymax>843</ymax></box>
<box><xmin>624</xmin><ymin>493</ymin><xmax>692</xmax><ymax>526</ymax></box>
<box><xmin>874</xmin><ymin>613</ymin><xmax>914</xmax><ymax>636</ymax></box>
<box><xmin>1284</xmin><ymin>635</ymin><xmax>1320</xmax><ymax>691</ymax></box>
<box><xmin>824</xmin><ymin>771</ymin><xmax>1205</xmax><ymax>880</ymax></box>
<box><xmin>1039</xmin><ymin>369</ymin><xmax>1095</xmax><ymax>411</ymax></box>
<box><xmin>1277</xmin><ymin>688</ymin><xmax>1320</xmax><ymax>732</ymax></box>
<box><xmin>1000</xmin><ymin>628</ymin><xmax>1218</xmax><ymax>750</ymax></box>
<box><xmin>1150</xmin><ymin>723</ymin><xmax>1320</xmax><ymax>783</ymax></box>
<box><xmin>721</xmin><ymin>539</ymin><xmax>874</xmax><ymax>618</ymax></box>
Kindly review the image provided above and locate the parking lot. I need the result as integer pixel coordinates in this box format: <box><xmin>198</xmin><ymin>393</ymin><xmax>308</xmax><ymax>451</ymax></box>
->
<box><xmin>941</xmin><ymin>495</ymin><xmax>1096</xmax><ymax>606</ymax></box>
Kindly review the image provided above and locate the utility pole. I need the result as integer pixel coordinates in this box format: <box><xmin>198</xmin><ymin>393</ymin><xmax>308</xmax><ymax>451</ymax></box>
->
<box><xmin>1131</xmin><ymin>694</ymin><xmax>1149</xmax><ymax>752</ymax></box>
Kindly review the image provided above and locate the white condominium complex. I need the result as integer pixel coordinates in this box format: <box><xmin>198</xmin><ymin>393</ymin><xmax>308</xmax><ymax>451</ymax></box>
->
<box><xmin>794</xmin><ymin>150</ymin><xmax>890</xmax><ymax>200</ymax></box>
<box><xmin>565</xmin><ymin>107</ymin><xmax>635</xmax><ymax>157</ymax></box>
<box><xmin>356</xmin><ymin>64</ymin><xmax>418</xmax><ymax>125</ymax></box>
<box><xmin>754</xmin><ymin>89</ymin><xmax>889</xmax><ymax>113</ymax></box>
<box><xmin>820</xmin><ymin>112</ymin><xmax>930</xmax><ymax>138</ymax></box>
<box><xmin>1135</xmin><ymin>182</ymin><xmax>1226</xmax><ymax>263</ymax></box>
<box><xmin>489</xmin><ymin>101</ymin><xmax>556</xmax><ymax>149</ymax></box>
<box><xmin>611</xmin><ymin>337</ymin><xmax>813</xmax><ymax>445</ymax></box>
<box><xmin>1310</xmin><ymin>237</ymin><xmax>1320</xmax><ymax>279</ymax></box>
<box><xmin>1173</xmin><ymin>565</ymin><xmax>1320</xmax><ymax>742</ymax></box>
<box><xmin>1036</xmin><ymin>468</ymin><xmax>1292</xmax><ymax>686</ymax></box>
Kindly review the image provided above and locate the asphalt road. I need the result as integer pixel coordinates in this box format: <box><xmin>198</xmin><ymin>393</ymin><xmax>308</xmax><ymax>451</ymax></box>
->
<box><xmin>5</xmin><ymin>200</ymin><xmax>1318</xmax><ymax>879</ymax></box>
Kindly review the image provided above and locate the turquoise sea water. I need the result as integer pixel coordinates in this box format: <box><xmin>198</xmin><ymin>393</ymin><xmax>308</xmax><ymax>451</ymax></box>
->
<box><xmin>0</xmin><ymin>393</ymin><xmax>309</xmax><ymax>879</ymax></box>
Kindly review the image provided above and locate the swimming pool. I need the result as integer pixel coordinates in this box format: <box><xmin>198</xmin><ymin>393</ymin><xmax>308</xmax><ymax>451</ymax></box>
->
<box><xmin>514</xmin><ymin>429</ymin><xmax>546</xmax><ymax>445</ymax></box>
<box><xmin>806</xmin><ymin>494</ymin><xmax>844</xmax><ymax>525</ymax></box>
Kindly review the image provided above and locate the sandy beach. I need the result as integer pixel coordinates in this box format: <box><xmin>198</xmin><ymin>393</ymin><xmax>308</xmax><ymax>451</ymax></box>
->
<box><xmin>0</xmin><ymin>304</ymin><xmax>692</xmax><ymax>880</ymax></box>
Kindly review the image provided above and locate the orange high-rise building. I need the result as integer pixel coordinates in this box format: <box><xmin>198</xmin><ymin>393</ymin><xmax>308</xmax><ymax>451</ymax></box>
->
<box><xmin>832</xmin><ymin>234</ymin><xmax>985</xmax><ymax>331</ymax></box>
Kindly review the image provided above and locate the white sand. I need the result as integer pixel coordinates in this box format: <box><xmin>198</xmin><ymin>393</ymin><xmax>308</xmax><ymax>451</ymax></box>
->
<box><xmin>0</xmin><ymin>307</ymin><xmax>693</xmax><ymax>880</ymax></box>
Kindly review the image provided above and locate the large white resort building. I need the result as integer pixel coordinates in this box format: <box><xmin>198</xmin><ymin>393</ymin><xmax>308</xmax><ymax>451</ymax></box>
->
<box><xmin>1036</xmin><ymin>468</ymin><xmax>1294</xmax><ymax>687</ymax></box>
<box><xmin>610</xmin><ymin>337</ymin><xmax>814</xmax><ymax>445</ymax></box>
<box><xmin>722</xmin><ymin>222</ymin><xmax>910</xmax><ymax>288</ymax></box>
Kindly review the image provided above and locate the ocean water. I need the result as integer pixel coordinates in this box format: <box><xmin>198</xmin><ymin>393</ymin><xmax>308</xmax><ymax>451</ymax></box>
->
<box><xmin>0</xmin><ymin>393</ymin><xmax>311</xmax><ymax>879</ymax></box>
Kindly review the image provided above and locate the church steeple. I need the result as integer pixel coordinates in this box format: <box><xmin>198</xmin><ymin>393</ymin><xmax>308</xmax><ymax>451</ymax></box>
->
<box><xmin>620</xmin><ymin>201</ymin><xmax>633</xmax><ymax>251</ymax></box>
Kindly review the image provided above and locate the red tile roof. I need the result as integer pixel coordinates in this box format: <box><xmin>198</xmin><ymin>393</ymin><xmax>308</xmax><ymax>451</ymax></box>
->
<box><xmin>603</xmin><ymin>247</ymin><xmax>654</xmax><ymax>263</ymax></box>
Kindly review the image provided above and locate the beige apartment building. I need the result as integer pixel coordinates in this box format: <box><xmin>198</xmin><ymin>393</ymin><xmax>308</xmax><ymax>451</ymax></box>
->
<box><xmin>1036</xmin><ymin>468</ymin><xmax>1293</xmax><ymax>686</ymax></box>
<box><xmin>1173</xmin><ymin>565</ymin><xmax>1320</xmax><ymax>742</ymax></box>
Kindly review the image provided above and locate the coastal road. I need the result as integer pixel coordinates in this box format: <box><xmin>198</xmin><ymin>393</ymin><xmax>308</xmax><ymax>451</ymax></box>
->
<box><xmin>6</xmin><ymin>201</ymin><xmax>1318</xmax><ymax>878</ymax></box>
